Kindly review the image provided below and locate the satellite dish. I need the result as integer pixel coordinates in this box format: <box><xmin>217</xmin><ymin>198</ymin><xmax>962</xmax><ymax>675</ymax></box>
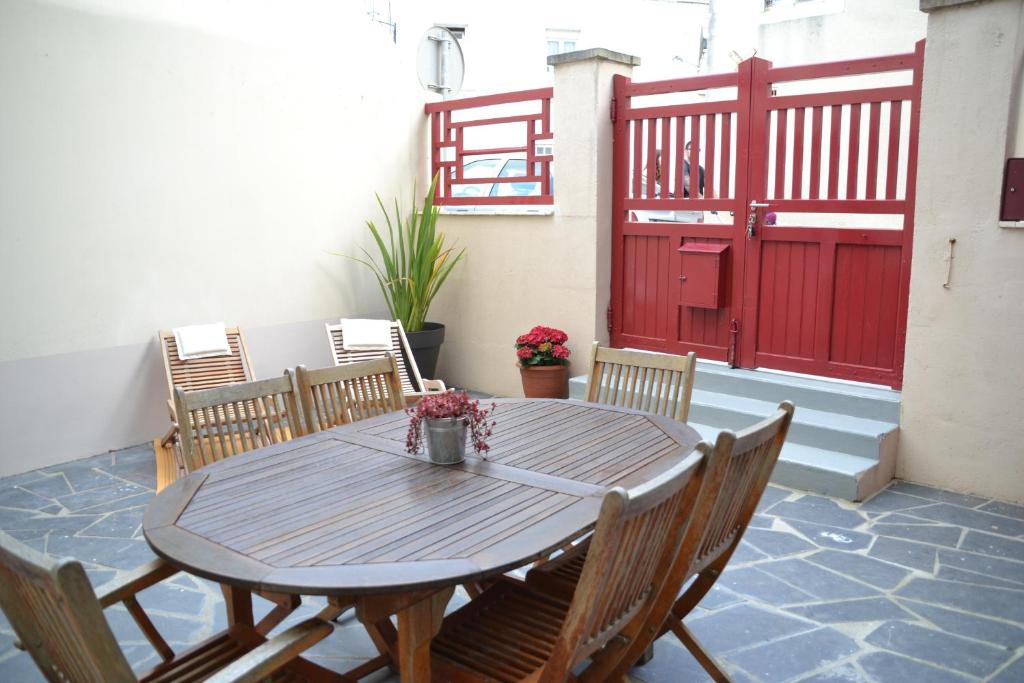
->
<box><xmin>416</xmin><ymin>27</ymin><xmax>465</xmax><ymax>98</ymax></box>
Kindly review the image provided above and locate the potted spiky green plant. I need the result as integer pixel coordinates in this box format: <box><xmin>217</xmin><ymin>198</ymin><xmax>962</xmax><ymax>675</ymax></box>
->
<box><xmin>346</xmin><ymin>172</ymin><xmax>463</xmax><ymax>378</ymax></box>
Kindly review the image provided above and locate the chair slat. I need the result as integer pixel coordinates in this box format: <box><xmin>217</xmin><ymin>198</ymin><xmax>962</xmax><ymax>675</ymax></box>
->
<box><xmin>325</xmin><ymin>321</ymin><xmax>446</xmax><ymax>398</ymax></box>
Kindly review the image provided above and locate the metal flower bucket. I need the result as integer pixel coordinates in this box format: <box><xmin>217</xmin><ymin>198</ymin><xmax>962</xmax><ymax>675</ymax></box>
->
<box><xmin>424</xmin><ymin>417</ymin><xmax>467</xmax><ymax>465</ymax></box>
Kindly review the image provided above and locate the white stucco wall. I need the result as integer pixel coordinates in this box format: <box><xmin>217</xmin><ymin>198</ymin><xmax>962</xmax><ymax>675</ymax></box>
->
<box><xmin>899</xmin><ymin>0</ymin><xmax>1024</xmax><ymax>503</ymax></box>
<box><xmin>0</xmin><ymin>0</ymin><xmax>430</xmax><ymax>474</ymax></box>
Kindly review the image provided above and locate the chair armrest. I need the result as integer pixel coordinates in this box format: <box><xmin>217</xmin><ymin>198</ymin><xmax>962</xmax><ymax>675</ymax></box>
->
<box><xmin>96</xmin><ymin>558</ymin><xmax>179</xmax><ymax>608</ymax></box>
<box><xmin>203</xmin><ymin>618</ymin><xmax>334</xmax><ymax>683</ymax></box>
<box><xmin>421</xmin><ymin>378</ymin><xmax>447</xmax><ymax>392</ymax></box>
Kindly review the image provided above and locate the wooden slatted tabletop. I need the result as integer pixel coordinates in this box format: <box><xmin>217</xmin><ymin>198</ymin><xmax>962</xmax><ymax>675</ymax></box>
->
<box><xmin>143</xmin><ymin>398</ymin><xmax>701</xmax><ymax>681</ymax></box>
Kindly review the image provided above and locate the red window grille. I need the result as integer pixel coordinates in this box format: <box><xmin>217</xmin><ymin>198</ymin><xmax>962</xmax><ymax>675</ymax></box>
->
<box><xmin>425</xmin><ymin>88</ymin><xmax>554</xmax><ymax>206</ymax></box>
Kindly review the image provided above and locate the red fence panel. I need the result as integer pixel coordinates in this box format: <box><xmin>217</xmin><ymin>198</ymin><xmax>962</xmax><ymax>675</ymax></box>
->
<box><xmin>610</xmin><ymin>42</ymin><xmax>924</xmax><ymax>388</ymax></box>
<box><xmin>425</xmin><ymin>88</ymin><xmax>553</xmax><ymax>206</ymax></box>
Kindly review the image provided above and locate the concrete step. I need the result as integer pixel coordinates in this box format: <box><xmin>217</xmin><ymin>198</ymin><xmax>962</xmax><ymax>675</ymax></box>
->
<box><xmin>689</xmin><ymin>422</ymin><xmax>894</xmax><ymax>502</ymax></box>
<box><xmin>693</xmin><ymin>361</ymin><xmax>901</xmax><ymax>423</ymax></box>
<box><xmin>688</xmin><ymin>388</ymin><xmax>897</xmax><ymax>461</ymax></box>
<box><xmin>569</xmin><ymin>365</ymin><xmax>901</xmax><ymax>501</ymax></box>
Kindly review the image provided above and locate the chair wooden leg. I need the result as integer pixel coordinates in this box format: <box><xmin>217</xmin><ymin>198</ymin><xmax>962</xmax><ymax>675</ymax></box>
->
<box><xmin>636</xmin><ymin>643</ymin><xmax>655</xmax><ymax>665</ymax></box>
<box><xmin>222</xmin><ymin>584</ymin><xmax>254</xmax><ymax>627</ymax></box>
<box><xmin>668</xmin><ymin>619</ymin><xmax>731</xmax><ymax>682</ymax></box>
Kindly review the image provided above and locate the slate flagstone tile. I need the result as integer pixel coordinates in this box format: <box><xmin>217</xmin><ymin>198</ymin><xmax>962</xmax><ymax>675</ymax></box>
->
<box><xmin>104</xmin><ymin>605</ymin><xmax>203</xmax><ymax>646</ymax></box>
<box><xmin>757</xmin><ymin>558</ymin><xmax>880</xmax><ymax>599</ymax></box>
<box><xmin>79</xmin><ymin>508</ymin><xmax>145</xmax><ymax>539</ymax></box>
<box><xmin>627</xmin><ymin>639</ymin><xmax>715</xmax><ymax>682</ymax></box>
<box><xmin>729</xmin><ymin>627</ymin><xmax>860</xmax><ymax>682</ymax></box>
<box><xmin>47</xmin><ymin>462</ymin><xmax>122</xmax><ymax>493</ymax></box>
<box><xmin>747</xmin><ymin>514</ymin><xmax>773</xmax><ymax>529</ymax></box>
<box><xmin>134</xmin><ymin>581</ymin><xmax>208</xmax><ymax>616</ymax></box>
<box><xmin>786</xmin><ymin>597</ymin><xmax>916</xmax><ymax>623</ymax></box>
<box><xmin>889</xmin><ymin>482</ymin><xmax>990</xmax><ymax>509</ymax></box>
<box><xmin>755</xmin><ymin>484</ymin><xmax>791</xmax><ymax>513</ymax></box>
<box><xmin>896</xmin><ymin>578</ymin><xmax>1024</xmax><ymax>622</ymax></box>
<box><xmin>0</xmin><ymin>486</ymin><xmax>53</xmax><ymax>511</ymax></box>
<box><xmin>868</xmin><ymin>536</ymin><xmax>938</xmax><ymax>572</ymax></box>
<box><xmin>935</xmin><ymin>565</ymin><xmax>1024</xmax><ymax>590</ymax></box>
<box><xmin>720</xmin><ymin>566</ymin><xmax>818</xmax><ymax>606</ymax></box>
<box><xmin>16</xmin><ymin>474</ymin><xmax>72</xmax><ymax>499</ymax></box>
<box><xmin>728</xmin><ymin>541</ymin><xmax>769</xmax><ymax>564</ymax></box>
<box><xmin>45</xmin><ymin>533</ymin><xmax>156</xmax><ymax>570</ymax></box>
<box><xmin>871</xmin><ymin>522</ymin><xmax>963</xmax><ymax>547</ymax></box>
<box><xmin>765</xmin><ymin>498</ymin><xmax>867</xmax><ymax>530</ymax></box>
<box><xmin>741</xmin><ymin>527</ymin><xmax>817</xmax><ymax>557</ymax></box>
<box><xmin>56</xmin><ymin>481</ymin><xmax>148</xmax><ymax>512</ymax></box>
<box><xmin>857</xmin><ymin>651</ymin><xmax>972</xmax><ymax>683</ymax></box>
<box><xmin>903</xmin><ymin>504</ymin><xmax>1024</xmax><ymax>537</ymax></box>
<box><xmin>857</xmin><ymin>490</ymin><xmax>935</xmax><ymax>514</ymax></box>
<box><xmin>786</xmin><ymin>520</ymin><xmax>874</xmax><ymax>551</ymax></box>
<box><xmin>2</xmin><ymin>513</ymin><xmax>102</xmax><ymax>538</ymax></box>
<box><xmin>865</xmin><ymin>620</ymin><xmax>1011</xmax><ymax>677</ymax></box>
<box><xmin>960</xmin><ymin>530</ymin><xmax>1024</xmax><ymax>562</ymax></box>
<box><xmin>696</xmin><ymin>584</ymin><xmax>746</xmax><ymax>611</ymax></box>
<box><xmin>990</xmin><ymin>654</ymin><xmax>1024</xmax><ymax>683</ymax></box>
<box><xmin>979</xmin><ymin>501</ymin><xmax>1024</xmax><ymax>521</ymax></box>
<box><xmin>874</xmin><ymin>512</ymin><xmax>944</xmax><ymax>526</ymax></box>
<box><xmin>686</xmin><ymin>603</ymin><xmax>814</xmax><ymax>653</ymax></box>
<box><xmin>938</xmin><ymin>549</ymin><xmax>1024</xmax><ymax>585</ymax></box>
<box><xmin>76</xmin><ymin>492</ymin><xmax>154</xmax><ymax>515</ymax></box>
<box><xmin>0</xmin><ymin>651</ymin><xmax>46</xmax><ymax>683</ymax></box>
<box><xmin>794</xmin><ymin>663</ymin><xmax>869</xmax><ymax>682</ymax></box>
<box><xmin>805</xmin><ymin>550</ymin><xmax>912</xmax><ymax>590</ymax></box>
<box><xmin>897</xmin><ymin>599</ymin><xmax>1024</xmax><ymax>648</ymax></box>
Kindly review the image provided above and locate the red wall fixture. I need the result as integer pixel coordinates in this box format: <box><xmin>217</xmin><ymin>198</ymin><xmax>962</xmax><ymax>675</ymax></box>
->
<box><xmin>677</xmin><ymin>243</ymin><xmax>730</xmax><ymax>309</ymax></box>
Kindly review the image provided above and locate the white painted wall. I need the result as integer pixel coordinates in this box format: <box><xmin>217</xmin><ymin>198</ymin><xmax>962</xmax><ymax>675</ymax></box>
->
<box><xmin>899</xmin><ymin>0</ymin><xmax>1024</xmax><ymax>503</ymax></box>
<box><xmin>0</xmin><ymin>0</ymin><xmax>430</xmax><ymax>474</ymax></box>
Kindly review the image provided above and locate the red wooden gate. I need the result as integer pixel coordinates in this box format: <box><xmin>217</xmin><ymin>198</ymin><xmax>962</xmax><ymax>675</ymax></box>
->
<box><xmin>610</xmin><ymin>42</ymin><xmax>923</xmax><ymax>388</ymax></box>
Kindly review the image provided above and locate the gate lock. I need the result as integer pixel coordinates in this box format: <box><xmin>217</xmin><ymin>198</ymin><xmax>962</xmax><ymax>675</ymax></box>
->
<box><xmin>747</xmin><ymin>201</ymin><xmax>770</xmax><ymax>238</ymax></box>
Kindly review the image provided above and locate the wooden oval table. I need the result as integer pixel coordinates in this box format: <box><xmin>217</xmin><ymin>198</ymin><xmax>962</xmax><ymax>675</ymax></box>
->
<box><xmin>144</xmin><ymin>398</ymin><xmax>701</xmax><ymax>682</ymax></box>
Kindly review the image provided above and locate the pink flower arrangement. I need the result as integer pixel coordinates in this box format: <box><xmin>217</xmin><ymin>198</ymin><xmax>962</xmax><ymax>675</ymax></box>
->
<box><xmin>515</xmin><ymin>325</ymin><xmax>571</xmax><ymax>366</ymax></box>
<box><xmin>406</xmin><ymin>391</ymin><xmax>497</xmax><ymax>456</ymax></box>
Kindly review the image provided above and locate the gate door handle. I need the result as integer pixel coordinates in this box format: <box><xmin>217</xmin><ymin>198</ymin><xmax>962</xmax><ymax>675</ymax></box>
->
<box><xmin>747</xmin><ymin>201</ymin><xmax>769</xmax><ymax>239</ymax></box>
<box><xmin>749</xmin><ymin>201</ymin><xmax>770</xmax><ymax>208</ymax></box>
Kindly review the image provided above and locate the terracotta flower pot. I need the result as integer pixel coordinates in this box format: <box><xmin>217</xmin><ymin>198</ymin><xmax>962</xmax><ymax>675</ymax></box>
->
<box><xmin>519</xmin><ymin>364</ymin><xmax>570</xmax><ymax>399</ymax></box>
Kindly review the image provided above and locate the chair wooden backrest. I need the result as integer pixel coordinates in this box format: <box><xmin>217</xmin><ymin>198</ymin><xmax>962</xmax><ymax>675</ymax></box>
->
<box><xmin>540</xmin><ymin>450</ymin><xmax>707</xmax><ymax>679</ymax></box>
<box><xmin>584</xmin><ymin>342</ymin><xmax>698</xmax><ymax>422</ymax></box>
<box><xmin>325</xmin><ymin>321</ymin><xmax>429</xmax><ymax>396</ymax></box>
<box><xmin>159</xmin><ymin>327</ymin><xmax>255</xmax><ymax>398</ymax></box>
<box><xmin>687</xmin><ymin>401</ymin><xmax>795</xmax><ymax>575</ymax></box>
<box><xmin>0</xmin><ymin>531</ymin><xmax>136</xmax><ymax>683</ymax></box>
<box><xmin>294</xmin><ymin>355</ymin><xmax>406</xmax><ymax>431</ymax></box>
<box><xmin>174</xmin><ymin>374</ymin><xmax>305</xmax><ymax>472</ymax></box>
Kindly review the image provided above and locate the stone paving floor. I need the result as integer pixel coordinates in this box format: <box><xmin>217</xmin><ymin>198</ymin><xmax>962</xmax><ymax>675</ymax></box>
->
<box><xmin>0</xmin><ymin>444</ymin><xmax>1022</xmax><ymax>682</ymax></box>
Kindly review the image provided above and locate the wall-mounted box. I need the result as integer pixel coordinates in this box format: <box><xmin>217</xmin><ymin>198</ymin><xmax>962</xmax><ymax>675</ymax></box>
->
<box><xmin>1000</xmin><ymin>158</ymin><xmax>1024</xmax><ymax>225</ymax></box>
<box><xmin>677</xmin><ymin>242</ymin><xmax>729</xmax><ymax>309</ymax></box>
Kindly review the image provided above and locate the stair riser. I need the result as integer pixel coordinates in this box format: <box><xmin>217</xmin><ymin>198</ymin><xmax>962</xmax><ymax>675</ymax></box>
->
<box><xmin>689</xmin><ymin>402</ymin><xmax>894</xmax><ymax>461</ymax></box>
<box><xmin>694</xmin><ymin>370</ymin><xmax>900</xmax><ymax>423</ymax></box>
<box><xmin>770</xmin><ymin>459</ymin><xmax>861</xmax><ymax>501</ymax></box>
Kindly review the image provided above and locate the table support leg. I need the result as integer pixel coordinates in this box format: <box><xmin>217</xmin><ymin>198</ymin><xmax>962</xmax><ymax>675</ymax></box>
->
<box><xmin>221</xmin><ymin>584</ymin><xmax>254</xmax><ymax>627</ymax></box>
<box><xmin>396</xmin><ymin>587</ymin><xmax>454</xmax><ymax>683</ymax></box>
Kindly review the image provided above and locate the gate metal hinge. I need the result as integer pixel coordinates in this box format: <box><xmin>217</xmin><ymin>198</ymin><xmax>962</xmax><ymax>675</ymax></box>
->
<box><xmin>610</xmin><ymin>97</ymin><xmax>617</xmax><ymax>123</ymax></box>
<box><xmin>607</xmin><ymin>303</ymin><xmax>614</xmax><ymax>334</ymax></box>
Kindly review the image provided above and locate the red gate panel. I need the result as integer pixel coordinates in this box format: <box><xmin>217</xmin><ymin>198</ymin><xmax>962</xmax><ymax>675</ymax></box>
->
<box><xmin>610</xmin><ymin>42</ymin><xmax>923</xmax><ymax>388</ymax></box>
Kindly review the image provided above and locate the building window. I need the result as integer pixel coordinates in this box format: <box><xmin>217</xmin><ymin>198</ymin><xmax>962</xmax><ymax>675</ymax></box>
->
<box><xmin>545</xmin><ymin>29</ymin><xmax>580</xmax><ymax>56</ymax></box>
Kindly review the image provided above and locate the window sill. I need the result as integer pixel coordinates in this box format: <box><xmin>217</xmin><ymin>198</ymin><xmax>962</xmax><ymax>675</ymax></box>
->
<box><xmin>439</xmin><ymin>207</ymin><xmax>555</xmax><ymax>217</ymax></box>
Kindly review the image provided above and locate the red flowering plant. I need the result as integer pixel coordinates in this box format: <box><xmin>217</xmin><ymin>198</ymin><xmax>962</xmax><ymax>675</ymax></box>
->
<box><xmin>406</xmin><ymin>390</ymin><xmax>497</xmax><ymax>457</ymax></box>
<box><xmin>515</xmin><ymin>325</ymin><xmax>571</xmax><ymax>366</ymax></box>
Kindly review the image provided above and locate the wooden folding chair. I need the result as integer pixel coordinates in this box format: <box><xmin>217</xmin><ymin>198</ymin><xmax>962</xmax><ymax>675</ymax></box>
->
<box><xmin>154</xmin><ymin>327</ymin><xmax>255</xmax><ymax>492</ymax></box>
<box><xmin>429</xmin><ymin>442</ymin><xmax>709</xmax><ymax>681</ymax></box>
<box><xmin>531</xmin><ymin>402</ymin><xmax>796</xmax><ymax>682</ymax></box>
<box><xmin>173</xmin><ymin>374</ymin><xmax>304</xmax><ymax>473</ymax></box>
<box><xmin>294</xmin><ymin>355</ymin><xmax>405</xmax><ymax>432</ymax></box>
<box><xmin>0</xmin><ymin>531</ymin><xmax>337</xmax><ymax>683</ymax></box>
<box><xmin>585</xmin><ymin>341</ymin><xmax>697</xmax><ymax>422</ymax></box>
<box><xmin>325</xmin><ymin>321</ymin><xmax>445</xmax><ymax>403</ymax></box>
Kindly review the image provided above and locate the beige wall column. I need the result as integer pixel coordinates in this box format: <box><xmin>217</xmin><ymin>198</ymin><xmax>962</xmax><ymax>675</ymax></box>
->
<box><xmin>431</xmin><ymin>49</ymin><xmax>638</xmax><ymax>398</ymax></box>
<box><xmin>899</xmin><ymin>0</ymin><xmax>1024</xmax><ymax>502</ymax></box>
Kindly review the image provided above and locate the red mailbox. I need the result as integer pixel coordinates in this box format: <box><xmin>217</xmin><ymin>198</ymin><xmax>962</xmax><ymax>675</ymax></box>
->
<box><xmin>677</xmin><ymin>242</ymin><xmax>729</xmax><ymax>309</ymax></box>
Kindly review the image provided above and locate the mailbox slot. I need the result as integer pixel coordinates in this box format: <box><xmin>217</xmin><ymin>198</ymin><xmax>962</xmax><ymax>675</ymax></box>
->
<box><xmin>677</xmin><ymin>242</ymin><xmax>729</xmax><ymax>309</ymax></box>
